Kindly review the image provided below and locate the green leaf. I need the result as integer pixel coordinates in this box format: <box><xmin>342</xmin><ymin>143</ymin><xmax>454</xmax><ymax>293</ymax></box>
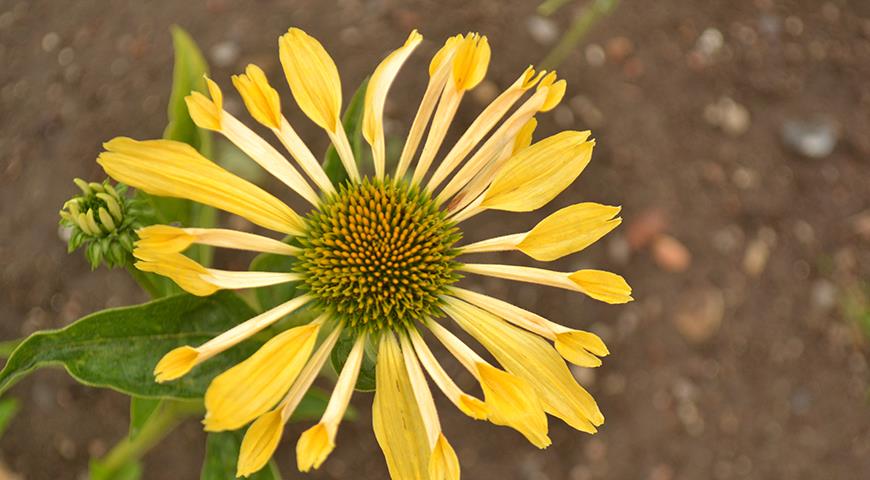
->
<box><xmin>201</xmin><ymin>431</ymin><xmax>281</xmax><ymax>480</ymax></box>
<box><xmin>0</xmin><ymin>398</ymin><xmax>19</xmax><ymax>438</ymax></box>
<box><xmin>90</xmin><ymin>459</ymin><xmax>142</xmax><ymax>480</ymax></box>
<box><xmin>330</xmin><ymin>330</ymin><xmax>376</xmax><ymax>392</ymax></box>
<box><xmin>0</xmin><ymin>292</ymin><xmax>262</xmax><ymax>399</ymax></box>
<box><xmin>322</xmin><ymin>78</ymin><xmax>369</xmax><ymax>185</ymax></box>
<box><xmin>129</xmin><ymin>397</ymin><xmax>161</xmax><ymax>439</ymax></box>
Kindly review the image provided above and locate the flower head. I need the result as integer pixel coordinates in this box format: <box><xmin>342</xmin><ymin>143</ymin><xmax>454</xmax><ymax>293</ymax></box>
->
<box><xmin>97</xmin><ymin>27</ymin><xmax>632</xmax><ymax>479</ymax></box>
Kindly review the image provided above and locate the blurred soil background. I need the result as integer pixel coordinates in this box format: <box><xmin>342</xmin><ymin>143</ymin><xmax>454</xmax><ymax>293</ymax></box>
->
<box><xmin>1</xmin><ymin>0</ymin><xmax>869</xmax><ymax>478</ymax></box>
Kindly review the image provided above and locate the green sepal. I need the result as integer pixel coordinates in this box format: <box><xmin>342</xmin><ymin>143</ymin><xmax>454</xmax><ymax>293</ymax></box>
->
<box><xmin>0</xmin><ymin>292</ymin><xmax>262</xmax><ymax>399</ymax></box>
<box><xmin>322</xmin><ymin>77</ymin><xmax>369</xmax><ymax>185</ymax></box>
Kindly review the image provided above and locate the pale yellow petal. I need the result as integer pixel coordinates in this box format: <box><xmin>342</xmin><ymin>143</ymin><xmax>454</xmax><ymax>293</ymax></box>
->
<box><xmin>516</xmin><ymin>203</ymin><xmax>622</xmax><ymax>261</ymax></box>
<box><xmin>204</xmin><ymin>323</ymin><xmax>320</xmax><ymax>431</ymax></box>
<box><xmin>185</xmin><ymin>76</ymin><xmax>223</xmax><ymax>130</ymax></box>
<box><xmin>364</xmin><ymin>30</ymin><xmax>423</xmax><ymax>179</ymax></box>
<box><xmin>554</xmin><ymin>331</ymin><xmax>609</xmax><ymax>368</ymax></box>
<box><xmin>98</xmin><ymin>137</ymin><xmax>304</xmax><ymax>235</ymax></box>
<box><xmin>237</xmin><ymin>410</ymin><xmax>284</xmax><ymax>478</ymax></box>
<box><xmin>372</xmin><ymin>333</ymin><xmax>431</xmax><ymax>479</ymax></box>
<box><xmin>135</xmin><ymin>225</ymin><xmax>195</xmax><ymax>254</ymax></box>
<box><xmin>536</xmin><ymin>71</ymin><xmax>566</xmax><ymax>112</ymax></box>
<box><xmin>279</xmin><ymin>28</ymin><xmax>342</xmax><ymax>132</ymax></box>
<box><xmin>481</xmin><ymin>131</ymin><xmax>594</xmax><ymax>212</ymax></box>
<box><xmin>153</xmin><ymin>346</ymin><xmax>199</xmax><ymax>383</ymax></box>
<box><xmin>444</xmin><ymin>298</ymin><xmax>604</xmax><ymax>433</ymax></box>
<box><xmin>429</xmin><ymin>433</ymin><xmax>460</xmax><ymax>480</ymax></box>
<box><xmin>429</xmin><ymin>35</ymin><xmax>462</xmax><ymax>76</ymax></box>
<box><xmin>567</xmin><ymin>269</ymin><xmax>634</xmax><ymax>304</ymax></box>
<box><xmin>296</xmin><ymin>423</ymin><xmax>334</xmax><ymax>472</ymax></box>
<box><xmin>233</xmin><ymin>64</ymin><xmax>282</xmax><ymax>129</ymax></box>
<box><xmin>137</xmin><ymin>225</ymin><xmax>298</xmax><ymax>256</ymax></box>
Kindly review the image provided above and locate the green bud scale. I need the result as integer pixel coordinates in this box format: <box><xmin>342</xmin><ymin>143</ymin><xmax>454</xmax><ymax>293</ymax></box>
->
<box><xmin>295</xmin><ymin>178</ymin><xmax>462</xmax><ymax>333</ymax></box>
<box><xmin>59</xmin><ymin>178</ymin><xmax>143</xmax><ymax>269</ymax></box>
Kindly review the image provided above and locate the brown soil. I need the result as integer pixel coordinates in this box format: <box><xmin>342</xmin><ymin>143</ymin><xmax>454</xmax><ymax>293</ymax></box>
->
<box><xmin>1</xmin><ymin>0</ymin><xmax>869</xmax><ymax>479</ymax></box>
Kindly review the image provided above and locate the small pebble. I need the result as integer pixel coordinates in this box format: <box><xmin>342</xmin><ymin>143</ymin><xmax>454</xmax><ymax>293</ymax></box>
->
<box><xmin>41</xmin><ymin>32</ymin><xmax>60</xmax><ymax>52</ymax></box>
<box><xmin>672</xmin><ymin>287</ymin><xmax>725</xmax><ymax>344</ymax></box>
<box><xmin>210</xmin><ymin>40</ymin><xmax>240</xmax><ymax>68</ymax></box>
<box><xmin>652</xmin><ymin>234</ymin><xmax>692</xmax><ymax>272</ymax></box>
<box><xmin>781</xmin><ymin>117</ymin><xmax>839</xmax><ymax>158</ymax></box>
<box><xmin>584</xmin><ymin>44</ymin><xmax>606</xmax><ymax>67</ymax></box>
<box><xmin>526</xmin><ymin>16</ymin><xmax>559</xmax><ymax>45</ymax></box>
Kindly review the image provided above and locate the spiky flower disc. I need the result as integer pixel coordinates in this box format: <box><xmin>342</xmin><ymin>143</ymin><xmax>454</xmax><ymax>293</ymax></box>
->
<box><xmin>297</xmin><ymin>179</ymin><xmax>461</xmax><ymax>332</ymax></box>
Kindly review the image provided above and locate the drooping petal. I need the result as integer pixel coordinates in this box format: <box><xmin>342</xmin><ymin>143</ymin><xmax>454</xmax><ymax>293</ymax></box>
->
<box><xmin>237</xmin><ymin>410</ymin><xmax>283</xmax><ymax>478</ymax></box>
<box><xmin>236</xmin><ymin>323</ymin><xmax>341</xmax><ymax>477</ymax></box>
<box><xmin>204</xmin><ymin>323</ymin><xmax>321</xmax><ymax>431</ymax></box>
<box><xmin>481</xmin><ymin>131</ymin><xmax>594</xmax><ymax>212</ymax></box>
<box><xmin>461</xmin><ymin>263</ymin><xmax>633</xmax><ymax>304</ymax></box>
<box><xmin>233</xmin><ymin>64</ymin><xmax>282</xmax><ymax>129</ymax></box>
<box><xmin>153</xmin><ymin>346</ymin><xmax>199</xmax><ymax>383</ymax></box>
<box><xmin>460</xmin><ymin>203</ymin><xmax>621</xmax><ymax>261</ymax></box>
<box><xmin>427</xmin><ymin>320</ymin><xmax>550</xmax><ymax>447</ymax></box>
<box><xmin>363</xmin><ymin>30</ymin><xmax>423</xmax><ymax>179</ymax></box>
<box><xmin>136</xmin><ymin>225</ymin><xmax>298</xmax><ymax>256</ymax></box>
<box><xmin>535</xmin><ymin>71</ymin><xmax>567</xmax><ymax>112</ymax></box>
<box><xmin>372</xmin><ymin>333</ymin><xmax>432</xmax><ymax>479</ymax></box>
<box><xmin>451</xmin><ymin>33</ymin><xmax>491</xmax><ymax>91</ymax></box>
<box><xmin>430</xmin><ymin>433</ymin><xmax>460</xmax><ymax>480</ymax></box>
<box><xmin>98</xmin><ymin>137</ymin><xmax>304</xmax><ymax>235</ymax></box>
<box><xmin>443</xmin><ymin>298</ymin><xmax>604</xmax><ymax>433</ymax></box>
<box><xmin>554</xmin><ymin>330</ymin><xmax>610</xmax><ymax>368</ymax></box>
<box><xmin>185</xmin><ymin>76</ymin><xmax>224</xmax><ymax>130</ymax></box>
<box><xmin>297</xmin><ymin>333</ymin><xmax>366</xmax><ymax>472</ymax></box>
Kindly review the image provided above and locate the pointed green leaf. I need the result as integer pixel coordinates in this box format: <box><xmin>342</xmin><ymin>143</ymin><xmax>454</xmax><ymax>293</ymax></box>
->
<box><xmin>0</xmin><ymin>292</ymin><xmax>261</xmax><ymax>399</ymax></box>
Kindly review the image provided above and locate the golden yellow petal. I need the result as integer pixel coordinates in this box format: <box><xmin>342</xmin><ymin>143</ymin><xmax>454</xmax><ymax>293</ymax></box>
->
<box><xmin>428</xmin><ymin>433</ymin><xmax>460</xmax><ymax>480</ymax></box>
<box><xmin>513</xmin><ymin>117</ymin><xmax>537</xmax><ymax>153</ymax></box>
<box><xmin>204</xmin><ymin>324</ymin><xmax>319</xmax><ymax>431</ymax></box>
<box><xmin>429</xmin><ymin>34</ymin><xmax>462</xmax><ymax>76</ymax></box>
<box><xmin>446</xmin><ymin>300</ymin><xmax>604</xmax><ymax>433</ymax></box>
<box><xmin>98</xmin><ymin>137</ymin><xmax>304</xmax><ymax>235</ymax></box>
<box><xmin>372</xmin><ymin>333</ymin><xmax>431</xmax><ymax>479</ymax></box>
<box><xmin>554</xmin><ymin>331</ymin><xmax>609</xmax><ymax>368</ymax></box>
<box><xmin>568</xmin><ymin>269</ymin><xmax>634</xmax><ymax>304</ymax></box>
<box><xmin>452</xmin><ymin>33</ymin><xmax>490</xmax><ymax>91</ymax></box>
<box><xmin>237</xmin><ymin>410</ymin><xmax>284</xmax><ymax>478</ymax></box>
<box><xmin>477</xmin><ymin>362</ymin><xmax>551</xmax><ymax>448</ymax></box>
<box><xmin>481</xmin><ymin>131</ymin><xmax>594</xmax><ymax>212</ymax></box>
<box><xmin>153</xmin><ymin>346</ymin><xmax>199</xmax><ymax>383</ymax></box>
<box><xmin>279</xmin><ymin>28</ymin><xmax>342</xmax><ymax>132</ymax></box>
<box><xmin>233</xmin><ymin>64</ymin><xmax>282</xmax><ymax>129</ymax></box>
<box><xmin>134</xmin><ymin>250</ymin><xmax>219</xmax><ymax>297</ymax></box>
<box><xmin>536</xmin><ymin>72</ymin><xmax>566</xmax><ymax>112</ymax></box>
<box><xmin>135</xmin><ymin>225</ymin><xmax>194</xmax><ymax>254</ymax></box>
<box><xmin>296</xmin><ymin>422</ymin><xmax>334</xmax><ymax>472</ymax></box>
<box><xmin>458</xmin><ymin>394</ymin><xmax>488</xmax><ymax>420</ymax></box>
<box><xmin>517</xmin><ymin>203</ymin><xmax>622</xmax><ymax>261</ymax></box>
<box><xmin>184</xmin><ymin>77</ymin><xmax>224</xmax><ymax>131</ymax></box>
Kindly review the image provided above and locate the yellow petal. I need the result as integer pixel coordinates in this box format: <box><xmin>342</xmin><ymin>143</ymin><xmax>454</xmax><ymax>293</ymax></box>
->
<box><xmin>536</xmin><ymin>71</ymin><xmax>566</xmax><ymax>112</ymax></box>
<box><xmin>135</xmin><ymin>225</ymin><xmax>195</xmax><ymax>254</ymax></box>
<box><xmin>482</xmin><ymin>131</ymin><xmax>594</xmax><ymax>212</ymax></box>
<box><xmin>204</xmin><ymin>323</ymin><xmax>320</xmax><ymax>431</ymax></box>
<box><xmin>554</xmin><ymin>331</ymin><xmax>609</xmax><ymax>368</ymax></box>
<box><xmin>237</xmin><ymin>410</ymin><xmax>284</xmax><ymax>478</ymax></box>
<box><xmin>568</xmin><ymin>269</ymin><xmax>633</xmax><ymax>304</ymax></box>
<box><xmin>452</xmin><ymin>33</ymin><xmax>490</xmax><ymax>91</ymax></box>
<box><xmin>153</xmin><ymin>346</ymin><xmax>198</xmax><ymax>383</ymax></box>
<box><xmin>233</xmin><ymin>64</ymin><xmax>282</xmax><ymax>129</ymax></box>
<box><xmin>517</xmin><ymin>203</ymin><xmax>622</xmax><ymax>261</ymax></box>
<box><xmin>364</xmin><ymin>30</ymin><xmax>423</xmax><ymax>179</ymax></box>
<box><xmin>458</xmin><ymin>394</ymin><xmax>488</xmax><ymax>420</ymax></box>
<box><xmin>279</xmin><ymin>28</ymin><xmax>342</xmax><ymax>132</ymax></box>
<box><xmin>134</xmin><ymin>250</ymin><xmax>219</xmax><ymax>297</ymax></box>
<box><xmin>296</xmin><ymin>423</ymin><xmax>334</xmax><ymax>472</ymax></box>
<box><xmin>429</xmin><ymin>35</ymin><xmax>463</xmax><ymax>76</ymax></box>
<box><xmin>372</xmin><ymin>333</ymin><xmax>431</xmax><ymax>479</ymax></box>
<box><xmin>445</xmin><ymin>299</ymin><xmax>604</xmax><ymax>434</ymax></box>
<box><xmin>513</xmin><ymin>116</ymin><xmax>537</xmax><ymax>152</ymax></box>
<box><xmin>98</xmin><ymin>137</ymin><xmax>303</xmax><ymax>235</ymax></box>
<box><xmin>477</xmin><ymin>362</ymin><xmax>551</xmax><ymax>448</ymax></box>
<box><xmin>185</xmin><ymin>76</ymin><xmax>224</xmax><ymax>130</ymax></box>
<box><xmin>429</xmin><ymin>433</ymin><xmax>460</xmax><ymax>480</ymax></box>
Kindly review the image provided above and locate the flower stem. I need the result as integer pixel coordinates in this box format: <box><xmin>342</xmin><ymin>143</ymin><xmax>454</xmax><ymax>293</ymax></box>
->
<box><xmin>97</xmin><ymin>399</ymin><xmax>201</xmax><ymax>475</ymax></box>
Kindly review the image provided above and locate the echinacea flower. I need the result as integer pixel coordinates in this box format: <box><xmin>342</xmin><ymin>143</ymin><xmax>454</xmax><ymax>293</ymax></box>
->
<box><xmin>97</xmin><ymin>27</ymin><xmax>632</xmax><ymax>479</ymax></box>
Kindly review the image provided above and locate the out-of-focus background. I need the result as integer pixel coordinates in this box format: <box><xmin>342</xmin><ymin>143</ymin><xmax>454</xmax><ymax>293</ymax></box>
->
<box><xmin>1</xmin><ymin>0</ymin><xmax>869</xmax><ymax>478</ymax></box>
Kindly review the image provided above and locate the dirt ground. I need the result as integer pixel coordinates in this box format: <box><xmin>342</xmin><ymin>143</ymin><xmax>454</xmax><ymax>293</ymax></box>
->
<box><xmin>1</xmin><ymin>0</ymin><xmax>869</xmax><ymax>479</ymax></box>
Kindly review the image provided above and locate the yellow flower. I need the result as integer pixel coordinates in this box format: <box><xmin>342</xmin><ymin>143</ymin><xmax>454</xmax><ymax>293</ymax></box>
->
<box><xmin>97</xmin><ymin>27</ymin><xmax>632</xmax><ymax>479</ymax></box>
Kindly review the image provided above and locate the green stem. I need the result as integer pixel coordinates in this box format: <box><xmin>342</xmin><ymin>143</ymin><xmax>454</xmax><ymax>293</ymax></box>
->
<box><xmin>98</xmin><ymin>400</ymin><xmax>200</xmax><ymax>475</ymax></box>
<box><xmin>126</xmin><ymin>266</ymin><xmax>164</xmax><ymax>298</ymax></box>
<box><xmin>538</xmin><ymin>0</ymin><xmax>573</xmax><ymax>16</ymax></box>
<box><xmin>540</xmin><ymin>0</ymin><xmax>620</xmax><ymax>70</ymax></box>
